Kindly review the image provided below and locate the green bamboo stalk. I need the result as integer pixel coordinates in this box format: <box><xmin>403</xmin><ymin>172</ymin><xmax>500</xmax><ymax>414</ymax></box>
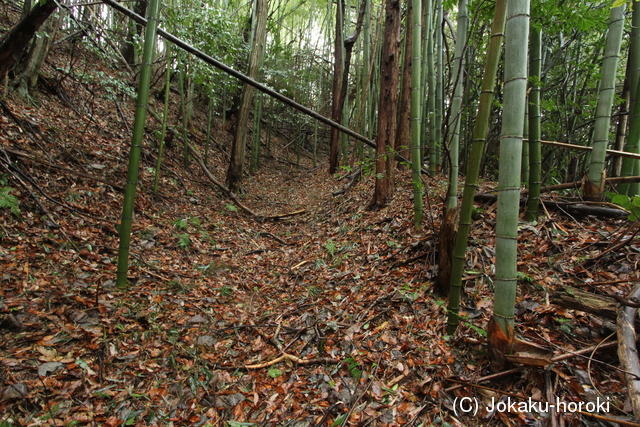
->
<box><xmin>587</xmin><ymin>4</ymin><xmax>625</xmax><ymax>194</ymax></box>
<box><xmin>250</xmin><ymin>93</ymin><xmax>262</xmax><ymax>174</ymax></box>
<box><xmin>525</xmin><ymin>26</ymin><xmax>541</xmax><ymax>221</ymax></box>
<box><xmin>446</xmin><ymin>0</ymin><xmax>506</xmax><ymax>334</ymax></box>
<box><xmin>178</xmin><ymin>56</ymin><xmax>189</xmax><ymax>168</ymax></box>
<box><xmin>434</xmin><ymin>0</ymin><xmax>443</xmax><ymax>171</ymax></box>
<box><xmin>116</xmin><ymin>0</ymin><xmax>161</xmax><ymax>289</ymax></box>
<box><xmin>493</xmin><ymin>0</ymin><xmax>529</xmax><ymax>335</ymax></box>
<box><xmin>424</xmin><ymin>0</ymin><xmax>436</xmax><ymax>173</ymax></box>
<box><xmin>620</xmin><ymin>3</ymin><xmax>640</xmax><ymax>196</ymax></box>
<box><xmin>205</xmin><ymin>95</ymin><xmax>213</xmax><ymax>165</ymax></box>
<box><xmin>445</xmin><ymin>0</ymin><xmax>467</xmax><ymax>211</ymax></box>
<box><xmin>410</xmin><ymin>0</ymin><xmax>423</xmax><ymax>226</ymax></box>
<box><xmin>521</xmin><ymin>100</ymin><xmax>529</xmax><ymax>186</ymax></box>
<box><xmin>153</xmin><ymin>42</ymin><xmax>172</xmax><ymax>194</ymax></box>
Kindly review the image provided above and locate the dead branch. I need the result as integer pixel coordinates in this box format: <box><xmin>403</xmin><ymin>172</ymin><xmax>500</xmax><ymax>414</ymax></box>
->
<box><xmin>243</xmin><ymin>353</ymin><xmax>339</xmax><ymax>369</ymax></box>
<box><xmin>474</xmin><ymin>194</ymin><xmax>629</xmax><ymax>218</ymax></box>
<box><xmin>259</xmin><ymin>232</ymin><xmax>291</xmax><ymax>245</ymax></box>
<box><xmin>618</xmin><ymin>284</ymin><xmax>640</xmax><ymax>420</ymax></box>
<box><xmin>264</xmin><ymin>209</ymin><xmax>306</xmax><ymax>220</ymax></box>
<box><xmin>332</xmin><ymin>168</ymin><xmax>361</xmax><ymax>196</ymax></box>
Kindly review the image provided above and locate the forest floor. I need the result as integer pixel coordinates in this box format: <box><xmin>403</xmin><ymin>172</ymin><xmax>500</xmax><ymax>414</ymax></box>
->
<box><xmin>2</xmin><ymin>8</ymin><xmax>640</xmax><ymax>427</ymax></box>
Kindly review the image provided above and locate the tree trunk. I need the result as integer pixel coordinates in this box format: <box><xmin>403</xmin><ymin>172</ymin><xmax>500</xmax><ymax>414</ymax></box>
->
<box><xmin>13</xmin><ymin>9</ymin><xmax>58</xmax><ymax>98</ymax></box>
<box><xmin>226</xmin><ymin>0</ymin><xmax>268</xmax><ymax>193</ymax></box>
<box><xmin>329</xmin><ymin>0</ymin><xmax>367</xmax><ymax>174</ymax></box>
<box><xmin>368</xmin><ymin>0</ymin><xmax>401</xmax><ymax>209</ymax></box>
<box><xmin>328</xmin><ymin>0</ymin><xmax>345</xmax><ymax>174</ymax></box>
<box><xmin>396</xmin><ymin>0</ymin><xmax>412</xmax><ymax>162</ymax></box>
<box><xmin>0</xmin><ymin>0</ymin><xmax>58</xmax><ymax>81</ymax></box>
<box><xmin>122</xmin><ymin>0</ymin><xmax>149</xmax><ymax>67</ymax></box>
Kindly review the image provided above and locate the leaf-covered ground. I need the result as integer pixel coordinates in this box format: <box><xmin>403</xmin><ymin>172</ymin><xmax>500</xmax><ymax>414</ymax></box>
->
<box><xmin>1</xmin><ymin>9</ymin><xmax>639</xmax><ymax>427</ymax></box>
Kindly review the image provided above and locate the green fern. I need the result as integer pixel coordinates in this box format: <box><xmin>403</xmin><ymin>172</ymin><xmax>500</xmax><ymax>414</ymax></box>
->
<box><xmin>344</xmin><ymin>357</ymin><xmax>362</xmax><ymax>380</ymax></box>
<box><xmin>0</xmin><ymin>187</ymin><xmax>20</xmax><ymax>216</ymax></box>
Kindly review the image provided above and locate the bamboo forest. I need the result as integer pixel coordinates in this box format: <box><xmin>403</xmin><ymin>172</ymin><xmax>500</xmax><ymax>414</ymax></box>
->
<box><xmin>3</xmin><ymin>0</ymin><xmax>640</xmax><ymax>424</ymax></box>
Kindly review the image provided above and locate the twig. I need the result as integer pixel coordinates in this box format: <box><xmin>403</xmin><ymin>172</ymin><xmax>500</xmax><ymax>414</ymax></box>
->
<box><xmin>244</xmin><ymin>353</ymin><xmax>338</xmax><ymax>369</ymax></box>
<box><xmin>259</xmin><ymin>231</ymin><xmax>291</xmax><ymax>245</ymax></box>
<box><xmin>264</xmin><ymin>209</ymin><xmax>306</xmax><ymax>220</ymax></box>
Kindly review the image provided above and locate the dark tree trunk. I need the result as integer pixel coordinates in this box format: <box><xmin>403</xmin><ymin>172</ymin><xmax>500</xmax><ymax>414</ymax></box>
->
<box><xmin>395</xmin><ymin>0</ymin><xmax>412</xmax><ymax>163</ymax></box>
<box><xmin>329</xmin><ymin>0</ymin><xmax>345</xmax><ymax>175</ymax></box>
<box><xmin>226</xmin><ymin>0</ymin><xmax>268</xmax><ymax>193</ymax></box>
<box><xmin>369</xmin><ymin>0</ymin><xmax>401</xmax><ymax>209</ymax></box>
<box><xmin>0</xmin><ymin>0</ymin><xmax>58</xmax><ymax>80</ymax></box>
<box><xmin>122</xmin><ymin>0</ymin><xmax>148</xmax><ymax>67</ymax></box>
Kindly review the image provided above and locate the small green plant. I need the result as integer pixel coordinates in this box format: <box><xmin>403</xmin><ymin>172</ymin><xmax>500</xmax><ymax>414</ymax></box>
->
<box><xmin>324</xmin><ymin>239</ymin><xmax>337</xmax><ymax>257</ymax></box>
<box><xmin>225</xmin><ymin>204</ymin><xmax>238</xmax><ymax>213</ymax></box>
<box><xmin>267</xmin><ymin>367</ymin><xmax>283</xmax><ymax>378</ymax></box>
<box><xmin>606</xmin><ymin>192</ymin><xmax>640</xmax><ymax>221</ymax></box>
<box><xmin>177</xmin><ymin>234</ymin><xmax>191</xmax><ymax>248</ymax></box>
<box><xmin>516</xmin><ymin>271</ymin><xmax>535</xmax><ymax>284</ymax></box>
<box><xmin>218</xmin><ymin>286</ymin><xmax>234</xmax><ymax>296</ymax></box>
<box><xmin>0</xmin><ymin>186</ymin><xmax>20</xmax><ymax>216</ymax></box>
<box><xmin>344</xmin><ymin>357</ymin><xmax>362</xmax><ymax>380</ymax></box>
<box><xmin>173</xmin><ymin>218</ymin><xmax>189</xmax><ymax>230</ymax></box>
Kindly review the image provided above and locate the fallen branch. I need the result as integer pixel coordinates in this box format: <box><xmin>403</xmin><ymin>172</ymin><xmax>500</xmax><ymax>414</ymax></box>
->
<box><xmin>618</xmin><ymin>284</ymin><xmax>640</xmax><ymax>420</ymax></box>
<box><xmin>445</xmin><ymin>341</ymin><xmax>619</xmax><ymax>394</ymax></box>
<box><xmin>521</xmin><ymin>175</ymin><xmax>640</xmax><ymax>195</ymax></box>
<box><xmin>332</xmin><ymin>169</ymin><xmax>362</xmax><ymax>196</ymax></box>
<box><xmin>259</xmin><ymin>232</ymin><xmax>292</xmax><ymax>245</ymax></box>
<box><xmin>474</xmin><ymin>194</ymin><xmax>629</xmax><ymax>218</ymax></box>
<box><xmin>185</xmin><ymin>141</ymin><xmax>258</xmax><ymax>216</ymax></box>
<box><xmin>264</xmin><ymin>209</ymin><xmax>306</xmax><ymax>220</ymax></box>
<box><xmin>244</xmin><ymin>353</ymin><xmax>338</xmax><ymax>369</ymax></box>
<box><xmin>551</xmin><ymin>286</ymin><xmax>618</xmax><ymax>320</ymax></box>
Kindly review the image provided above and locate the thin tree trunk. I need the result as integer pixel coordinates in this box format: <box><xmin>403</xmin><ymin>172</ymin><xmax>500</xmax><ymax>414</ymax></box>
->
<box><xmin>0</xmin><ymin>0</ymin><xmax>58</xmax><ymax>80</ymax></box>
<box><xmin>329</xmin><ymin>0</ymin><xmax>345</xmax><ymax>174</ymax></box>
<box><xmin>396</xmin><ymin>0</ymin><xmax>413</xmax><ymax>161</ymax></box>
<box><xmin>330</xmin><ymin>0</ymin><xmax>367</xmax><ymax>173</ymax></box>
<box><xmin>13</xmin><ymin>9</ymin><xmax>58</xmax><ymax>97</ymax></box>
<box><xmin>226</xmin><ymin>0</ymin><xmax>268</xmax><ymax>192</ymax></box>
<box><xmin>369</xmin><ymin>0</ymin><xmax>401</xmax><ymax>209</ymax></box>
